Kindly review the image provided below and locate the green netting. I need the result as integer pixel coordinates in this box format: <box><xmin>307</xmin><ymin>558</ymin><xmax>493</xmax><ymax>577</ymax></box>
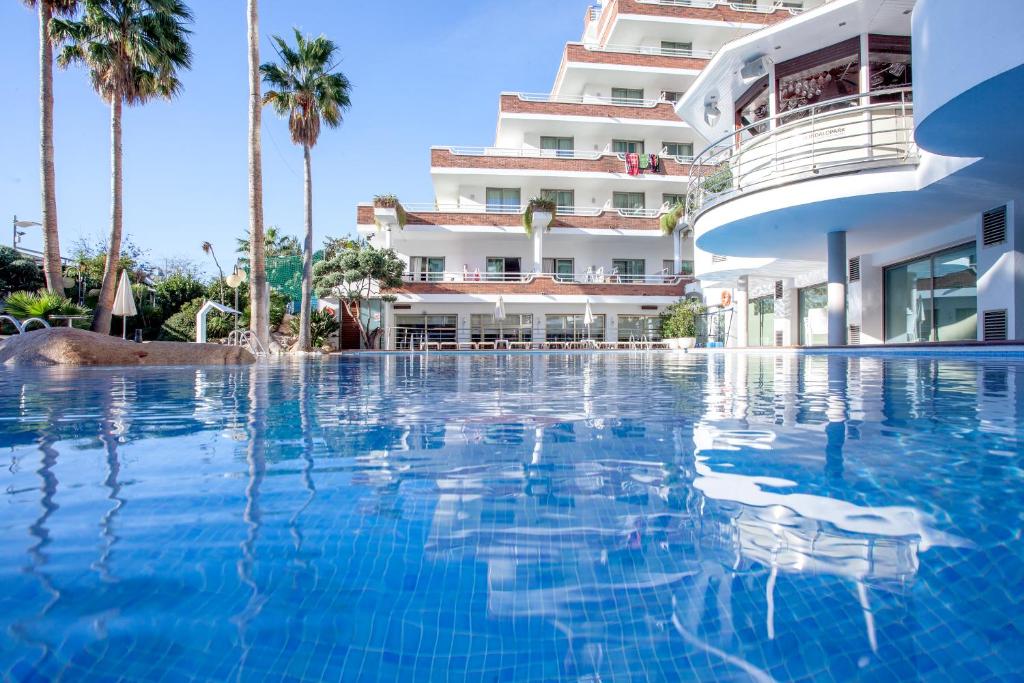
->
<box><xmin>250</xmin><ymin>253</ymin><xmax>323</xmax><ymax>307</ymax></box>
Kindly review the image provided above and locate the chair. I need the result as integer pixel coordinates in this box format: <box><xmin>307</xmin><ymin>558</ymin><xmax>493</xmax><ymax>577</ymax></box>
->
<box><xmin>457</xmin><ymin>342</ymin><xmax>477</xmax><ymax>351</ymax></box>
<box><xmin>439</xmin><ymin>342</ymin><xmax>459</xmax><ymax>350</ymax></box>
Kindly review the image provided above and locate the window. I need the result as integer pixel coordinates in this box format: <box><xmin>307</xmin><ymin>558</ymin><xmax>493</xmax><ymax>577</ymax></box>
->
<box><xmin>612</xmin><ymin>139</ymin><xmax>645</xmax><ymax>154</ymax></box>
<box><xmin>540</xmin><ymin>189</ymin><xmax>575</xmax><ymax>212</ymax></box>
<box><xmin>869</xmin><ymin>35</ymin><xmax>912</xmax><ymax>103</ymax></box>
<box><xmin>485</xmin><ymin>187</ymin><xmax>521</xmax><ymax>214</ymax></box>
<box><xmin>735</xmin><ymin>76</ymin><xmax>770</xmax><ymax>138</ymax></box>
<box><xmin>612</xmin><ymin>258</ymin><xmax>645</xmax><ymax>282</ymax></box>
<box><xmin>546</xmin><ymin>314</ymin><xmax>606</xmax><ymax>342</ymax></box>
<box><xmin>409</xmin><ymin>256</ymin><xmax>445</xmax><ymax>282</ymax></box>
<box><xmin>884</xmin><ymin>243</ymin><xmax>977</xmax><ymax>344</ymax></box>
<box><xmin>394</xmin><ymin>314</ymin><xmax>457</xmax><ymax>348</ymax></box>
<box><xmin>661</xmin><ymin>91</ymin><xmax>684</xmax><ymax>103</ymax></box>
<box><xmin>660</xmin><ymin>41</ymin><xmax>692</xmax><ymax>56</ymax></box>
<box><xmin>543</xmin><ymin>258</ymin><xmax>575</xmax><ymax>281</ymax></box>
<box><xmin>779</xmin><ymin>1</ymin><xmax>803</xmax><ymax>9</ymax></box>
<box><xmin>540</xmin><ymin>136</ymin><xmax>574</xmax><ymax>158</ymax></box>
<box><xmin>662</xmin><ymin>259</ymin><xmax>693</xmax><ymax>276</ymax></box>
<box><xmin>662</xmin><ymin>142</ymin><xmax>693</xmax><ymax>159</ymax></box>
<box><xmin>470</xmin><ymin>314</ymin><xmax>533</xmax><ymax>343</ymax></box>
<box><xmin>618</xmin><ymin>316</ymin><xmax>663</xmax><ymax>341</ymax></box>
<box><xmin>662</xmin><ymin>193</ymin><xmax>686</xmax><ymax>208</ymax></box>
<box><xmin>776</xmin><ymin>38</ymin><xmax>861</xmax><ymax>122</ymax></box>
<box><xmin>485</xmin><ymin>257</ymin><xmax>522</xmax><ymax>281</ymax></box>
<box><xmin>613</xmin><ymin>192</ymin><xmax>646</xmax><ymax>215</ymax></box>
<box><xmin>611</xmin><ymin>87</ymin><xmax>644</xmax><ymax>105</ymax></box>
<box><xmin>798</xmin><ymin>284</ymin><xmax>828</xmax><ymax>346</ymax></box>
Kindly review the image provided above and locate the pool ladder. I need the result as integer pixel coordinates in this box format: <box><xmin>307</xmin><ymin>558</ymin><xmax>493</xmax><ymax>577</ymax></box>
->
<box><xmin>0</xmin><ymin>314</ymin><xmax>50</xmax><ymax>334</ymax></box>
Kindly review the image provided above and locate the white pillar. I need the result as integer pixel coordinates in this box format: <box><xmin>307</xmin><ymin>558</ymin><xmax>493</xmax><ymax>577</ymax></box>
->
<box><xmin>673</xmin><ymin>228</ymin><xmax>683</xmax><ymax>274</ymax></box>
<box><xmin>533</xmin><ymin>228</ymin><xmax>544</xmax><ymax>273</ymax></box>
<box><xmin>734</xmin><ymin>277</ymin><xmax>749</xmax><ymax>348</ymax></box>
<box><xmin>827</xmin><ymin>230</ymin><xmax>848</xmax><ymax>346</ymax></box>
<box><xmin>383</xmin><ymin>226</ymin><xmax>393</xmax><ymax>250</ymax></box>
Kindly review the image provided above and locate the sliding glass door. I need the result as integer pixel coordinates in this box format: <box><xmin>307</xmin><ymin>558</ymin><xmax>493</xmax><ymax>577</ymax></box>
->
<box><xmin>884</xmin><ymin>243</ymin><xmax>977</xmax><ymax>343</ymax></box>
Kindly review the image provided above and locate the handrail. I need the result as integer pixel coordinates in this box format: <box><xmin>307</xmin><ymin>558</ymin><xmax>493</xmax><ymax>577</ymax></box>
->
<box><xmin>438</xmin><ymin>146</ymin><xmax>694</xmax><ymax>165</ymax></box>
<box><xmin>686</xmin><ymin>86</ymin><xmax>917</xmax><ymax>221</ymax></box>
<box><xmin>581</xmin><ymin>43</ymin><xmax>716</xmax><ymax>60</ymax></box>
<box><xmin>634</xmin><ymin>0</ymin><xmax>807</xmax><ymax>15</ymax></box>
<box><xmin>393</xmin><ymin>204</ymin><xmax>666</xmax><ymax>219</ymax></box>
<box><xmin>0</xmin><ymin>314</ymin><xmax>51</xmax><ymax>334</ymax></box>
<box><xmin>401</xmin><ymin>272</ymin><xmax>686</xmax><ymax>285</ymax></box>
<box><xmin>510</xmin><ymin>92</ymin><xmax>669</xmax><ymax>108</ymax></box>
<box><xmin>226</xmin><ymin>329</ymin><xmax>268</xmax><ymax>357</ymax></box>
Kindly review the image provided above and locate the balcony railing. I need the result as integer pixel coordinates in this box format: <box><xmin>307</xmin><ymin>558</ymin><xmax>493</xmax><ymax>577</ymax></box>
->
<box><xmin>401</xmin><ymin>272</ymin><xmax>687</xmax><ymax>285</ymax></box>
<box><xmin>686</xmin><ymin>87</ymin><xmax>918</xmax><ymax>220</ymax></box>
<box><xmin>581</xmin><ymin>43</ymin><xmax>716</xmax><ymax>60</ymax></box>
<box><xmin>510</xmin><ymin>92</ymin><xmax>668</xmax><ymax>108</ymax></box>
<box><xmin>396</xmin><ymin>204</ymin><xmax>667</xmax><ymax>219</ymax></box>
<box><xmin>443</xmin><ymin>146</ymin><xmax>604</xmax><ymax>161</ymax></box>
<box><xmin>636</xmin><ymin>0</ymin><xmax>806</xmax><ymax>14</ymax></box>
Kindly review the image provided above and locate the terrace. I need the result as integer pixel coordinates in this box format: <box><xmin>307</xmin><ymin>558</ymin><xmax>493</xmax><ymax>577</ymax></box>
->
<box><xmin>498</xmin><ymin>92</ymin><xmax>682</xmax><ymax>123</ymax></box>
<box><xmin>356</xmin><ymin>204</ymin><xmax>665</xmax><ymax>232</ymax></box>
<box><xmin>392</xmin><ymin>272</ymin><xmax>690</xmax><ymax>298</ymax></box>
<box><xmin>430</xmin><ymin>146</ymin><xmax>695</xmax><ymax>176</ymax></box>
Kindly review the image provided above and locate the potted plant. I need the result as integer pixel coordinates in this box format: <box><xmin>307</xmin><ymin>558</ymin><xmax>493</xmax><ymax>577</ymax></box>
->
<box><xmin>373</xmin><ymin>193</ymin><xmax>408</xmax><ymax>230</ymax></box>
<box><xmin>522</xmin><ymin>196</ymin><xmax>557</xmax><ymax>237</ymax></box>
<box><xmin>660</xmin><ymin>297</ymin><xmax>706</xmax><ymax>349</ymax></box>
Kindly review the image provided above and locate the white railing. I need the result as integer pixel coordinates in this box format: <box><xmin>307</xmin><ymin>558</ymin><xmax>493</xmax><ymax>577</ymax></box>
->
<box><xmin>582</xmin><ymin>43</ymin><xmax>716</xmax><ymax>60</ymax></box>
<box><xmin>393</xmin><ymin>204</ymin><xmax>661</xmax><ymax>219</ymax></box>
<box><xmin>511</xmin><ymin>92</ymin><xmax>667</xmax><ymax>108</ymax></box>
<box><xmin>401</xmin><ymin>272</ymin><xmax>685</xmax><ymax>285</ymax></box>
<box><xmin>588</xmin><ymin>5</ymin><xmax>602</xmax><ymax>20</ymax></box>
<box><xmin>636</xmin><ymin>0</ymin><xmax>807</xmax><ymax>15</ymax></box>
<box><xmin>226</xmin><ymin>329</ymin><xmax>268</xmax><ymax>357</ymax></box>
<box><xmin>443</xmin><ymin>146</ymin><xmax>604</xmax><ymax>161</ymax></box>
<box><xmin>686</xmin><ymin>87</ymin><xmax>918</xmax><ymax>220</ymax></box>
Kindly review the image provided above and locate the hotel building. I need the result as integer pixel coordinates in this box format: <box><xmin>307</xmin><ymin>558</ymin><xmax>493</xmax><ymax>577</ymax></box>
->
<box><xmin>355</xmin><ymin>0</ymin><xmax>827</xmax><ymax>350</ymax></box>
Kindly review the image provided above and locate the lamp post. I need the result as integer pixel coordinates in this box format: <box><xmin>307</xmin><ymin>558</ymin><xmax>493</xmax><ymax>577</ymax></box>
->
<box><xmin>226</xmin><ymin>262</ymin><xmax>248</xmax><ymax>330</ymax></box>
<box><xmin>12</xmin><ymin>215</ymin><xmax>42</xmax><ymax>248</ymax></box>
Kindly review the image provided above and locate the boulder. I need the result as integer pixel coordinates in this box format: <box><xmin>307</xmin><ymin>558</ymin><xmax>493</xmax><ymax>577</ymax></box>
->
<box><xmin>0</xmin><ymin>328</ymin><xmax>255</xmax><ymax>367</ymax></box>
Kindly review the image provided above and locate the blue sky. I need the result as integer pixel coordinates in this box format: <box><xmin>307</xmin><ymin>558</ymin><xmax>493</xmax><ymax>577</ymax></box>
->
<box><xmin>0</xmin><ymin>0</ymin><xmax>591</xmax><ymax>273</ymax></box>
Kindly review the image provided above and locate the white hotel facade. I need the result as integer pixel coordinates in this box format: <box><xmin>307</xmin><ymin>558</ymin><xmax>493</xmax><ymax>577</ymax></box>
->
<box><xmin>356</xmin><ymin>0</ymin><xmax>1024</xmax><ymax>350</ymax></box>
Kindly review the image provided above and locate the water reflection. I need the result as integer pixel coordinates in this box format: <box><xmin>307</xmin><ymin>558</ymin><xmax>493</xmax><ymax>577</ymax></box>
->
<box><xmin>0</xmin><ymin>351</ymin><xmax>1021</xmax><ymax>680</ymax></box>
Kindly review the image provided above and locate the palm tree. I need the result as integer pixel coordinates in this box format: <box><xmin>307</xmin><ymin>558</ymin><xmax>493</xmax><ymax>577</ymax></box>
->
<box><xmin>51</xmin><ymin>0</ymin><xmax>192</xmax><ymax>334</ymax></box>
<box><xmin>236</xmin><ymin>225</ymin><xmax>300</xmax><ymax>263</ymax></box>
<box><xmin>23</xmin><ymin>0</ymin><xmax>79</xmax><ymax>293</ymax></box>
<box><xmin>261</xmin><ymin>30</ymin><xmax>352</xmax><ymax>352</ymax></box>
<box><xmin>246</xmin><ymin>0</ymin><xmax>269</xmax><ymax>348</ymax></box>
<box><xmin>201</xmin><ymin>241</ymin><xmax>225</xmax><ymax>303</ymax></box>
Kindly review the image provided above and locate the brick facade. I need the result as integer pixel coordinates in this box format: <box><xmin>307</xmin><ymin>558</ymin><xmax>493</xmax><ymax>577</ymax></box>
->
<box><xmin>390</xmin><ymin>275</ymin><xmax>690</xmax><ymax>297</ymax></box>
<box><xmin>499</xmin><ymin>94</ymin><xmax>681</xmax><ymax>122</ymax></box>
<box><xmin>430</xmin><ymin>148</ymin><xmax>690</xmax><ymax>176</ymax></box>
<box><xmin>565</xmin><ymin>43</ymin><xmax>709</xmax><ymax>72</ymax></box>
<box><xmin>616</xmin><ymin>0</ymin><xmax>796</xmax><ymax>26</ymax></box>
<box><xmin>356</xmin><ymin>205</ymin><xmax>663</xmax><ymax>231</ymax></box>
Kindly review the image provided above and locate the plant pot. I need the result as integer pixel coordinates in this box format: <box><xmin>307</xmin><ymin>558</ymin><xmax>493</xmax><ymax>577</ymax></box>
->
<box><xmin>531</xmin><ymin>211</ymin><xmax>554</xmax><ymax>232</ymax></box>
<box><xmin>664</xmin><ymin>337</ymin><xmax>696</xmax><ymax>350</ymax></box>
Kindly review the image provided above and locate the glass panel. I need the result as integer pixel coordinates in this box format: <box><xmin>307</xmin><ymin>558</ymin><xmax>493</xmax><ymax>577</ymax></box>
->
<box><xmin>485</xmin><ymin>187</ymin><xmax>521</xmax><ymax>213</ymax></box>
<box><xmin>932</xmin><ymin>245</ymin><xmax>977</xmax><ymax>342</ymax></box>
<box><xmin>540</xmin><ymin>189</ymin><xmax>574</xmax><ymax>210</ymax></box>
<box><xmin>799</xmin><ymin>284</ymin><xmax>829</xmax><ymax>346</ymax></box>
<box><xmin>540</xmin><ymin>136</ymin><xmax>574</xmax><ymax>158</ymax></box>
<box><xmin>777</xmin><ymin>52</ymin><xmax>860</xmax><ymax>122</ymax></box>
<box><xmin>618</xmin><ymin>316</ymin><xmax>662</xmax><ymax>341</ymax></box>
<box><xmin>613</xmin><ymin>192</ymin><xmax>646</xmax><ymax>214</ymax></box>
<box><xmin>394</xmin><ymin>314</ymin><xmax>457</xmax><ymax>347</ymax></box>
<box><xmin>611</xmin><ymin>88</ymin><xmax>644</xmax><ymax>104</ymax></box>
<box><xmin>660</xmin><ymin>41</ymin><xmax>692</xmax><ymax>56</ymax></box>
<box><xmin>869</xmin><ymin>47</ymin><xmax>912</xmax><ymax>102</ymax></box>
<box><xmin>612</xmin><ymin>140</ymin><xmax>645</xmax><ymax>155</ymax></box>
<box><xmin>736</xmin><ymin>80</ymin><xmax>770</xmax><ymax>139</ymax></box>
<box><xmin>662</xmin><ymin>143</ymin><xmax>693</xmax><ymax>159</ymax></box>
<box><xmin>544</xmin><ymin>258</ymin><xmax>574</xmax><ymax>280</ymax></box>
<box><xmin>663</xmin><ymin>193</ymin><xmax>687</xmax><ymax>207</ymax></box>
<box><xmin>884</xmin><ymin>258</ymin><xmax>932</xmax><ymax>343</ymax></box>
<box><xmin>612</xmin><ymin>259</ymin><xmax>645</xmax><ymax>282</ymax></box>
<box><xmin>470</xmin><ymin>314</ymin><xmax>533</xmax><ymax>343</ymax></box>
<box><xmin>545</xmin><ymin>314</ymin><xmax>606</xmax><ymax>342</ymax></box>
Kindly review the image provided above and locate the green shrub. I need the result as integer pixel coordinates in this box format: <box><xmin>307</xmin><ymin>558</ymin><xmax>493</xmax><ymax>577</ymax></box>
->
<box><xmin>290</xmin><ymin>309</ymin><xmax>340</xmax><ymax>348</ymax></box>
<box><xmin>2</xmin><ymin>290</ymin><xmax>90</xmax><ymax>321</ymax></box>
<box><xmin>155</xmin><ymin>272</ymin><xmax>207</xmax><ymax>319</ymax></box>
<box><xmin>661</xmin><ymin>298</ymin><xmax>706</xmax><ymax>339</ymax></box>
<box><xmin>0</xmin><ymin>247</ymin><xmax>45</xmax><ymax>297</ymax></box>
<box><xmin>160</xmin><ymin>297</ymin><xmax>236</xmax><ymax>342</ymax></box>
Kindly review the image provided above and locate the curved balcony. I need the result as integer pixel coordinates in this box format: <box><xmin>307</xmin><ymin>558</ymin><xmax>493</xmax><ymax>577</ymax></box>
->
<box><xmin>686</xmin><ymin>87</ymin><xmax>918</xmax><ymax>221</ymax></box>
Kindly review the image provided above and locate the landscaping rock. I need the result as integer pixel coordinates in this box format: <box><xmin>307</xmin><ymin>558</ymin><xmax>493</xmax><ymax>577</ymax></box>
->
<box><xmin>0</xmin><ymin>328</ymin><xmax>255</xmax><ymax>367</ymax></box>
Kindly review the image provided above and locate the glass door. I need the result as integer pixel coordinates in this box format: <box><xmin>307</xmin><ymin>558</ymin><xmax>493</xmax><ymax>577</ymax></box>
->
<box><xmin>485</xmin><ymin>188</ymin><xmax>521</xmax><ymax>214</ymax></box>
<box><xmin>747</xmin><ymin>296</ymin><xmax>775</xmax><ymax>347</ymax></box>
<box><xmin>885</xmin><ymin>244</ymin><xmax>977</xmax><ymax>343</ymax></box>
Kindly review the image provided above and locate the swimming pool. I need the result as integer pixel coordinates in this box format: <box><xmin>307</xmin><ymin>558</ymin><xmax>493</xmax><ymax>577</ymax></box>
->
<box><xmin>1</xmin><ymin>352</ymin><xmax>1021</xmax><ymax>681</ymax></box>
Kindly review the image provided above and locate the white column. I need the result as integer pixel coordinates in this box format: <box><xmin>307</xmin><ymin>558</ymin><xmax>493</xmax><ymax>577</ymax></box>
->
<box><xmin>734</xmin><ymin>277</ymin><xmax>749</xmax><ymax>348</ymax></box>
<box><xmin>673</xmin><ymin>228</ymin><xmax>683</xmax><ymax>274</ymax></box>
<box><xmin>533</xmin><ymin>228</ymin><xmax>544</xmax><ymax>273</ymax></box>
<box><xmin>827</xmin><ymin>230</ymin><xmax>848</xmax><ymax>346</ymax></box>
<box><xmin>383</xmin><ymin>226</ymin><xmax>393</xmax><ymax>250</ymax></box>
<box><xmin>774</xmin><ymin>278</ymin><xmax>797</xmax><ymax>347</ymax></box>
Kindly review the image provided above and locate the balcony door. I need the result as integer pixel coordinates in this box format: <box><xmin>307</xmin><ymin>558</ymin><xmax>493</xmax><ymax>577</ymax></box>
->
<box><xmin>486</xmin><ymin>257</ymin><xmax>522</xmax><ymax>281</ymax></box>
<box><xmin>540</xmin><ymin>136</ymin><xmax>574</xmax><ymax>158</ymax></box>
<box><xmin>543</xmin><ymin>258</ymin><xmax>574</xmax><ymax>281</ymax></box>
<box><xmin>486</xmin><ymin>187</ymin><xmax>521</xmax><ymax>214</ymax></box>
<box><xmin>612</xmin><ymin>258</ymin><xmax>645</xmax><ymax>283</ymax></box>
<box><xmin>540</xmin><ymin>189</ymin><xmax>575</xmax><ymax>213</ymax></box>
<box><xmin>409</xmin><ymin>256</ymin><xmax>445</xmax><ymax>282</ymax></box>
<box><xmin>747</xmin><ymin>296</ymin><xmax>775</xmax><ymax>347</ymax></box>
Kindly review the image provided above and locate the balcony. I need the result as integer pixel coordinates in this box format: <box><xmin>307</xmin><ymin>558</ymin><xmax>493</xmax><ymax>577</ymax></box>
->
<box><xmin>602</xmin><ymin>0</ymin><xmax>807</xmax><ymax>25</ymax></box>
<box><xmin>565</xmin><ymin>42</ymin><xmax>712</xmax><ymax>72</ymax></box>
<box><xmin>430</xmin><ymin>147</ymin><xmax>694</xmax><ymax>176</ymax></box>
<box><xmin>356</xmin><ymin>204</ymin><xmax>664</xmax><ymax>231</ymax></box>
<box><xmin>686</xmin><ymin>87</ymin><xmax>918</xmax><ymax>220</ymax></box>
<box><xmin>499</xmin><ymin>93</ymin><xmax>682</xmax><ymax>122</ymax></box>
<box><xmin>390</xmin><ymin>272</ymin><xmax>690</xmax><ymax>297</ymax></box>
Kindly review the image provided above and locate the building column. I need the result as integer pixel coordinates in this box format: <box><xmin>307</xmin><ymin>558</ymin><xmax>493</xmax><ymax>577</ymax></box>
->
<box><xmin>734</xmin><ymin>277</ymin><xmax>749</xmax><ymax>348</ymax></box>
<box><xmin>383</xmin><ymin>226</ymin><xmax>393</xmax><ymax>250</ymax></box>
<box><xmin>827</xmin><ymin>230</ymin><xmax>848</xmax><ymax>346</ymax></box>
<box><xmin>673</xmin><ymin>228</ymin><xmax>683</xmax><ymax>274</ymax></box>
<box><xmin>774</xmin><ymin>278</ymin><xmax>797</xmax><ymax>347</ymax></box>
<box><xmin>533</xmin><ymin>228</ymin><xmax>544</xmax><ymax>273</ymax></box>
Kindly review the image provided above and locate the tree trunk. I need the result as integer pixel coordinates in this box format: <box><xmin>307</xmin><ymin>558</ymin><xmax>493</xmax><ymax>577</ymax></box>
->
<box><xmin>297</xmin><ymin>144</ymin><xmax>313</xmax><ymax>352</ymax></box>
<box><xmin>38</xmin><ymin>0</ymin><xmax>63</xmax><ymax>292</ymax></box>
<box><xmin>91</xmin><ymin>97</ymin><xmax>122</xmax><ymax>335</ymax></box>
<box><xmin>247</xmin><ymin>0</ymin><xmax>269</xmax><ymax>348</ymax></box>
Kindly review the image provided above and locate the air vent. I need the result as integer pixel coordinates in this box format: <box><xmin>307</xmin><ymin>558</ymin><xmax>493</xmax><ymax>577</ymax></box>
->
<box><xmin>848</xmin><ymin>324</ymin><xmax>861</xmax><ymax>345</ymax></box>
<box><xmin>775</xmin><ymin>331</ymin><xmax>784</xmax><ymax>347</ymax></box>
<box><xmin>982</xmin><ymin>206</ymin><xmax>1007</xmax><ymax>247</ymax></box>
<box><xmin>848</xmin><ymin>256</ymin><xmax>861</xmax><ymax>282</ymax></box>
<box><xmin>774</xmin><ymin>280</ymin><xmax>784</xmax><ymax>299</ymax></box>
<box><xmin>712</xmin><ymin>254</ymin><xmax>727</xmax><ymax>263</ymax></box>
<box><xmin>983</xmin><ymin>309</ymin><xmax>1008</xmax><ymax>341</ymax></box>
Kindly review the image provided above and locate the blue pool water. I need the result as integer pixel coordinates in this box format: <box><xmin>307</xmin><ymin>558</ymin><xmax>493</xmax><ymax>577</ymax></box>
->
<box><xmin>1</xmin><ymin>352</ymin><xmax>1023</xmax><ymax>682</ymax></box>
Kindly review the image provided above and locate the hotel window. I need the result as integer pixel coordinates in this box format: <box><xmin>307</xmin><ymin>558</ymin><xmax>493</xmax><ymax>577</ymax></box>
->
<box><xmin>394</xmin><ymin>314</ymin><xmax>457</xmax><ymax>348</ymax></box>
<box><xmin>546</xmin><ymin>314</ymin><xmax>606</xmax><ymax>342</ymax></box>
<box><xmin>540</xmin><ymin>136</ymin><xmax>574</xmax><ymax>158</ymax></box>
<box><xmin>485</xmin><ymin>187</ymin><xmax>521</xmax><ymax>214</ymax></box>
<box><xmin>543</xmin><ymin>258</ymin><xmax>575</xmax><ymax>281</ymax></box>
<box><xmin>618</xmin><ymin>315</ymin><xmax>663</xmax><ymax>341</ymax></box>
<box><xmin>884</xmin><ymin>243</ymin><xmax>977</xmax><ymax>344</ymax></box>
<box><xmin>611</xmin><ymin>87</ymin><xmax>644</xmax><ymax>105</ymax></box>
<box><xmin>779</xmin><ymin>1</ymin><xmax>803</xmax><ymax>9</ymax></box>
<box><xmin>612</xmin><ymin>258</ymin><xmax>646</xmax><ymax>282</ymax></box>
<box><xmin>612</xmin><ymin>139</ymin><xmax>645</xmax><ymax>155</ymax></box>
<box><xmin>613</xmin><ymin>192</ymin><xmax>646</xmax><ymax>215</ymax></box>
<box><xmin>663</xmin><ymin>259</ymin><xmax>693</xmax><ymax>276</ymax></box>
<box><xmin>470</xmin><ymin>314</ymin><xmax>533</xmax><ymax>343</ymax></box>
<box><xmin>735</xmin><ymin>76</ymin><xmax>770</xmax><ymax>139</ymax></box>
<box><xmin>540</xmin><ymin>189</ymin><xmax>575</xmax><ymax>212</ymax></box>
<box><xmin>869</xmin><ymin>35</ymin><xmax>912</xmax><ymax>103</ymax></box>
<box><xmin>409</xmin><ymin>256</ymin><xmax>444</xmax><ymax>282</ymax></box>
<box><xmin>661</xmin><ymin>91</ymin><xmax>684</xmax><ymax>103</ymax></box>
<box><xmin>662</xmin><ymin>142</ymin><xmax>693</xmax><ymax>159</ymax></box>
<box><xmin>485</xmin><ymin>257</ymin><xmax>522</xmax><ymax>281</ymax></box>
<box><xmin>776</xmin><ymin>37</ymin><xmax>861</xmax><ymax>122</ymax></box>
<box><xmin>660</xmin><ymin>41</ymin><xmax>692</xmax><ymax>56</ymax></box>
<box><xmin>663</xmin><ymin>193</ymin><xmax>686</xmax><ymax>208</ymax></box>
